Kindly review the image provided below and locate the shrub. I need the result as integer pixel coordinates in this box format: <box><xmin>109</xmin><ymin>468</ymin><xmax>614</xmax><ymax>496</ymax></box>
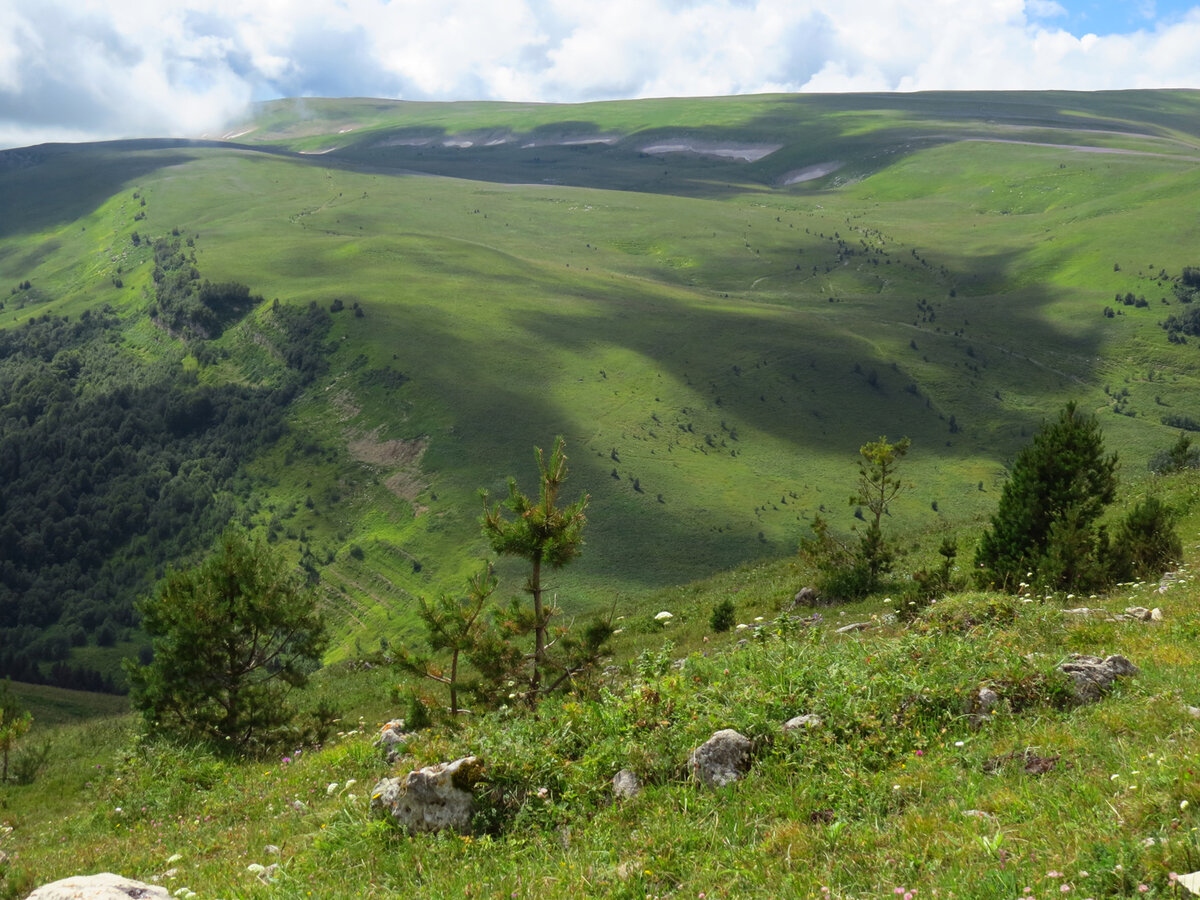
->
<box><xmin>710</xmin><ymin>598</ymin><xmax>736</xmax><ymax>633</ymax></box>
<box><xmin>1110</xmin><ymin>495</ymin><xmax>1182</xmax><ymax>581</ymax></box>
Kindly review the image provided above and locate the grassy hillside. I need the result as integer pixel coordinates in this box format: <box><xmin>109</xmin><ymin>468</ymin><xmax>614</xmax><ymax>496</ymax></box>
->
<box><xmin>3</xmin><ymin>91</ymin><xmax>1200</xmax><ymax>670</ymax></box>
<box><xmin>4</xmin><ymin>467</ymin><xmax>1200</xmax><ymax>898</ymax></box>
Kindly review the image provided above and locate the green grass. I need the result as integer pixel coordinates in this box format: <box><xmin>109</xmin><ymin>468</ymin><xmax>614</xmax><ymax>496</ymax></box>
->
<box><xmin>5</xmin><ymin>91</ymin><xmax>1200</xmax><ymax>659</ymax></box>
<box><xmin>7</xmin><ymin>469</ymin><xmax>1200</xmax><ymax>897</ymax></box>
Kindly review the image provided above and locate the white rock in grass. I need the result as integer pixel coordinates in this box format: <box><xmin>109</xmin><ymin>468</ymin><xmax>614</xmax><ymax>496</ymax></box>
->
<box><xmin>1176</xmin><ymin>871</ymin><xmax>1200</xmax><ymax>895</ymax></box>
<box><xmin>689</xmin><ymin>729</ymin><xmax>752</xmax><ymax>787</ymax></box>
<box><xmin>25</xmin><ymin>873</ymin><xmax>171</xmax><ymax>900</ymax></box>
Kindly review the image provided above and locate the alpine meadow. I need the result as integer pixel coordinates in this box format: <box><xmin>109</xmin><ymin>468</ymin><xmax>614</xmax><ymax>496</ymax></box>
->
<box><xmin>6</xmin><ymin>90</ymin><xmax>1200</xmax><ymax>898</ymax></box>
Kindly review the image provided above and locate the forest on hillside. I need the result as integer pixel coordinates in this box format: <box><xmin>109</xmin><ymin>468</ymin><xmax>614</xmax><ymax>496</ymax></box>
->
<box><xmin>0</xmin><ymin>240</ymin><xmax>332</xmax><ymax>691</ymax></box>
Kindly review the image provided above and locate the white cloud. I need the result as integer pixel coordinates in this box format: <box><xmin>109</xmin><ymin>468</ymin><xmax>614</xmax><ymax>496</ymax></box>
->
<box><xmin>2</xmin><ymin>0</ymin><xmax>1200</xmax><ymax>149</ymax></box>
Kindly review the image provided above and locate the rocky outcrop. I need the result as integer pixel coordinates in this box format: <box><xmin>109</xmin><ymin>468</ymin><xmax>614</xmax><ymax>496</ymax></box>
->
<box><xmin>25</xmin><ymin>873</ymin><xmax>171</xmax><ymax>900</ymax></box>
<box><xmin>1057</xmin><ymin>654</ymin><xmax>1139</xmax><ymax>703</ymax></box>
<box><xmin>370</xmin><ymin>756</ymin><xmax>482</xmax><ymax>834</ymax></box>
<box><xmin>689</xmin><ymin>729</ymin><xmax>752</xmax><ymax>787</ymax></box>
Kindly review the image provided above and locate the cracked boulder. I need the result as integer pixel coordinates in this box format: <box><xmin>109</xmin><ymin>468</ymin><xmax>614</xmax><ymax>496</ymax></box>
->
<box><xmin>1057</xmin><ymin>654</ymin><xmax>1139</xmax><ymax>704</ymax></box>
<box><xmin>370</xmin><ymin>756</ymin><xmax>482</xmax><ymax>834</ymax></box>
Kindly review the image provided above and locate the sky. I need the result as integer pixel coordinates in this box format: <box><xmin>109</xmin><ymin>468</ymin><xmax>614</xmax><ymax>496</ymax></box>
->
<box><xmin>1</xmin><ymin>0</ymin><xmax>1200</xmax><ymax>150</ymax></box>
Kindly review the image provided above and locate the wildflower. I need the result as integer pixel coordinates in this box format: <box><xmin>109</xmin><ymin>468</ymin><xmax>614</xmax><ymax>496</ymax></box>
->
<box><xmin>654</xmin><ymin>611</ymin><xmax>673</xmax><ymax>622</ymax></box>
<box><xmin>327</xmin><ymin>783</ymin><xmax>339</xmax><ymax>795</ymax></box>
<box><xmin>954</xmin><ymin>741</ymin><xmax>965</xmax><ymax>747</ymax></box>
<box><xmin>1060</xmin><ymin>885</ymin><xmax>1071</xmax><ymax>893</ymax></box>
<box><xmin>1182</xmin><ymin>800</ymin><xmax>1190</xmax><ymax>810</ymax></box>
<box><xmin>1137</xmin><ymin>886</ymin><xmax>1149</xmax><ymax>893</ymax></box>
<box><xmin>915</xmin><ymin>750</ymin><xmax>924</xmax><ymax>756</ymax></box>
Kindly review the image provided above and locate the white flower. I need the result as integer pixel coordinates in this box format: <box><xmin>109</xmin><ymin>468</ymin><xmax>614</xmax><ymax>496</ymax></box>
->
<box><xmin>654</xmin><ymin>610</ymin><xmax>673</xmax><ymax>621</ymax></box>
<box><xmin>1182</xmin><ymin>800</ymin><xmax>1189</xmax><ymax>810</ymax></box>
<box><xmin>345</xmin><ymin>779</ymin><xmax>356</xmax><ymax>789</ymax></box>
<box><xmin>327</xmin><ymin>782</ymin><xmax>339</xmax><ymax>795</ymax></box>
<box><xmin>248</xmin><ymin>864</ymin><xmax>266</xmax><ymax>874</ymax></box>
<box><xmin>954</xmin><ymin>741</ymin><xmax>965</xmax><ymax>747</ymax></box>
<box><xmin>166</xmin><ymin>853</ymin><xmax>183</xmax><ymax>864</ymax></box>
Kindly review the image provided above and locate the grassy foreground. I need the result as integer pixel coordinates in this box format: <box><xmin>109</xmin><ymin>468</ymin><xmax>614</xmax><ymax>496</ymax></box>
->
<box><xmin>6</xmin><ymin>473</ymin><xmax>1200</xmax><ymax>898</ymax></box>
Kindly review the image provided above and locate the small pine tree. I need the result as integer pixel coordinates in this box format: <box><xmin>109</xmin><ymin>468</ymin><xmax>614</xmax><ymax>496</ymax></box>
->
<box><xmin>396</xmin><ymin>563</ymin><xmax>498</xmax><ymax>716</ymax></box>
<box><xmin>125</xmin><ymin>530</ymin><xmax>328</xmax><ymax>753</ymax></box>
<box><xmin>851</xmin><ymin>436</ymin><xmax>911</xmax><ymax>590</ymax></box>
<box><xmin>481</xmin><ymin>436</ymin><xmax>589</xmax><ymax>699</ymax></box>
<box><xmin>975</xmin><ymin>402</ymin><xmax>1117</xmax><ymax>590</ymax></box>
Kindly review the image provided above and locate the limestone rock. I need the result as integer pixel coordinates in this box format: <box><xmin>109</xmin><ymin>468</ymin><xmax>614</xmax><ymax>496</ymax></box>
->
<box><xmin>689</xmin><ymin>729</ymin><xmax>752</xmax><ymax>787</ymax></box>
<box><xmin>965</xmin><ymin>686</ymin><xmax>1001</xmax><ymax>726</ymax></box>
<box><xmin>791</xmin><ymin>586</ymin><xmax>818</xmax><ymax>608</ymax></box>
<box><xmin>1125</xmin><ymin>607</ymin><xmax>1153</xmax><ymax>622</ymax></box>
<box><xmin>835</xmin><ymin>622</ymin><xmax>870</xmax><ymax>634</ymax></box>
<box><xmin>1057</xmin><ymin>654</ymin><xmax>1139</xmax><ymax>704</ymax></box>
<box><xmin>374</xmin><ymin>718</ymin><xmax>413</xmax><ymax>763</ymax></box>
<box><xmin>612</xmin><ymin>769</ymin><xmax>642</xmax><ymax>800</ymax></box>
<box><xmin>370</xmin><ymin>756</ymin><xmax>481</xmax><ymax>834</ymax></box>
<box><xmin>1063</xmin><ymin>607</ymin><xmax>1103</xmax><ymax>617</ymax></box>
<box><xmin>782</xmin><ymin>714</ymin><xmax>823</xmax><ymax>732</ymax></box>
<box><xmin>25</xmin><ymin>873</ymin><xmax>171</xmax><ymax>900</ymax></box>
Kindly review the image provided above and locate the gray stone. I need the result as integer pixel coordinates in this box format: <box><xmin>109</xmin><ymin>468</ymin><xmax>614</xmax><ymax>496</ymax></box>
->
<box><xmin>1057</xmin><ymin>654</ymin><xmax>1139</xmax><ymax>704</ymax></box>
<box><xmin>25</xmin><ymin>873</ymin><xmax>171</xmax><ymax>900</ymax></box>
<box><xmin>782</xmin><ymin>714</ymin><xmax>823</xmax><ymax>732</ymax></box>
<box><xmin>1151</xmin><ymin>607</ymin><xmax>1164</xmax><ymax>621</ymax></box>
<box><xmin>1063</xmin><ymin>607</ymin><xmax>1104</xmax><ymax>617</ymax></box>
<box><xmin>791</xmin><ymin>586</ymin><xmax>818</xmax><ymax>608</ymax></box>
<box><xmin>964</xmin><ymin>686</ymin><xmax>1002</xmax><ymax>727</ymax></box>
<box><xmin>1125</xmin><ymin>607</ymin><xmax>1153</xmax><ymax>621</ymax></box>
<box><xmin>835</xmin><ymin>622</ymin><xmax>871</xmax><ymax>634</ymax></box>
<box><xmin>374</xmin><ymin>718</ymin><xmax>409</xmax><ymax>748</ymax></box>
<box><xmin>612</xmin><ymin>769</ymin><xmax>642</xmax><ymax>800</ymax></box>
<box><xmin>1187</xmin><ymin>705</ymin><xmax>1200</xmax><ymax>719</ymax></box>
<box><xmin>689</xmin><ymin>729</ymin><xmax>752</xmax><ymax>787</ymax></box>
<box><xmin>370</xmin><ymin>756</ymin><xmax>481</xmax><ymax>834</ymax></box>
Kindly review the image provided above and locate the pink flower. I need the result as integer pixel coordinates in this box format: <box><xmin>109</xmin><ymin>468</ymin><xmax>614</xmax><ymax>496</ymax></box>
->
<box><xmin>1138</xmin><ymin>886</ymin><xmax>1149</xmax><ymax>893</ymax></box>
<box><xmin>1060</xmin><ymin>885</ymin><xmax>1071</xmax><ymax>893</ymax></box>
<box><xmin>915</xmin><ymin>750</ymin><xmax>924</xmax><ymax>756</ymax></box>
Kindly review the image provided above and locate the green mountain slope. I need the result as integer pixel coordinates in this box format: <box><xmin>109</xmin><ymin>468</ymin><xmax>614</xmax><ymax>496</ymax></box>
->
<box><xmin>3</xmin><ymin>90</ymin><xmax>1200</xmax><ymax>676</ymax></box>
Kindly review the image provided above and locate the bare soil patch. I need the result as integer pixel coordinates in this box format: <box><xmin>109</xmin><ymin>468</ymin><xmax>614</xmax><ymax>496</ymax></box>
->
<box><xmin>348</xmin><ymin>428</ymin><xmax>429</xmax><ymax>512</ymax></box>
